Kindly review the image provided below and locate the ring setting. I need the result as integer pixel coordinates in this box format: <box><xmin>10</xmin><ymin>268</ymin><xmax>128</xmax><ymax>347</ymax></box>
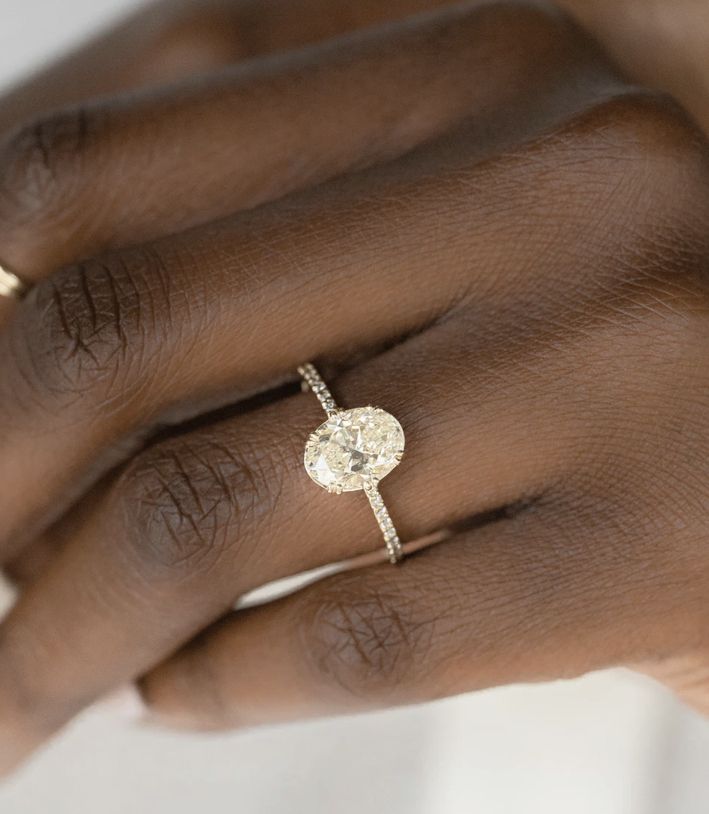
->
<box><xmin>298</xmin><ymin>363</ymin><xmax>406</xmax><ymax>563</ymax></box>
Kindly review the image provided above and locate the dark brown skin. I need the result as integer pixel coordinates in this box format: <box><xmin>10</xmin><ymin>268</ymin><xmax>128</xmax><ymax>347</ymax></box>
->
<box><xmin>0</xmin><ymin>0</ymin><xmax>707</xmax><ymax>773</ymax></box>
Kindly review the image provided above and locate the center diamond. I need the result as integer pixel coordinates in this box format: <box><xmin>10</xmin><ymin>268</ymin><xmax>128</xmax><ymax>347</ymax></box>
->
<box><xmin>304</xmin><ymin>406</ymin><xmax>405</xmax><ymax>493</ymax></box>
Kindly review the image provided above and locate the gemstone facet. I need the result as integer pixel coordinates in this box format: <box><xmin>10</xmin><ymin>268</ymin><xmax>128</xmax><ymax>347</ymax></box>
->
<box><xmin>304</xmin><ymin>406</ymin><xmax>405</xmax><ymax>493</ymax></box>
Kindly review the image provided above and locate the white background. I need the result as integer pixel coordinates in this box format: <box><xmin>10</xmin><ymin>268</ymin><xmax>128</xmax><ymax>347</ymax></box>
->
<box><xmin>1</xmin><ymin>1</ymin><xmax>709</xmax><ymax>811</ymax></box>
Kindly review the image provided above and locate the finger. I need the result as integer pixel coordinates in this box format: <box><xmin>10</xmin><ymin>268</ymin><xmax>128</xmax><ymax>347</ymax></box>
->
<box><xmin>0</xmin><ymin>1</ymin><xmax>609</xmax><ymax>277</ymax></box>
<box><xmin>138</xmin><ymin>498</ymin><xmax>699</xmax><ymax>731</ymax></box>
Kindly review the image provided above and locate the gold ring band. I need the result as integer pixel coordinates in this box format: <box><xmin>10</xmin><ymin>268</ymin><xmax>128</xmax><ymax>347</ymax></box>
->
<box><xmin>0</xmin><ymin>263</ymin><xmax>30</xmax><ymax>300</ymax></box>
<box><xmin>298</xmin><ymin>363</ymin><xmax>406</xmax><ymax>564</ymax></box>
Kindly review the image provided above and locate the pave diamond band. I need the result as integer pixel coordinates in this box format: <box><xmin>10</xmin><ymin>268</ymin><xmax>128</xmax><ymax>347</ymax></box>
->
<box><xmin>299</xmin><ymin>362</ymin><xmax>339</xmax><ymax>417</ymax></box>
<box><xmin>0</xmin><ymin>263</ymin><xmax>30</xmax><ymax>300</ymax></box>
<box><xmin>298</xmin><ymin>363</ymin><xmax>405</xmax><ymax>564</ymax></box>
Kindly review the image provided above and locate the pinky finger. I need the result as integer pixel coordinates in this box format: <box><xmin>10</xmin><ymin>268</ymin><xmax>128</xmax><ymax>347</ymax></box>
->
<box><xmin>138</xmin><ymin>506</ymin><xmax>676</xmax><ymax>731</ymax></box>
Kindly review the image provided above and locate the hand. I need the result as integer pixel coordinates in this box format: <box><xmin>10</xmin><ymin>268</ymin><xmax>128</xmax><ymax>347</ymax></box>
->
<box><xmin>0</xmin><ymin>0</ymin><xmax>708</xmax><ymax>772</ymax></box>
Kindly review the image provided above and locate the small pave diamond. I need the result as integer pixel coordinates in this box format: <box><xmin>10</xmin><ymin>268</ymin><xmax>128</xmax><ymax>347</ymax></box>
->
<box><xmin>304</xmin><ymin>406</ymin><xmax>405</xmax><ymax>493</ymax></box>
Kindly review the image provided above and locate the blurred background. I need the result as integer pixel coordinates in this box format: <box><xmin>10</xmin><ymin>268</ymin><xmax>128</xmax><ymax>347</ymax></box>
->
<box><xmin>0</xmin><ymin>1</ymin><xmax>708</xmax><ymax>811</ymax></box>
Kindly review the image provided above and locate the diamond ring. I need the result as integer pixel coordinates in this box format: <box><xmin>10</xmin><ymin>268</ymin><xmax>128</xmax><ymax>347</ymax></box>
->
<box><xmin>0</xmin><ymin>262</ymin><xmax>30</xmax><ymax>300</ymax></box>
<box><xmin>298</xmin><ymin>363</ymin><xmax>406</xmax><ymax>563</ymax></box>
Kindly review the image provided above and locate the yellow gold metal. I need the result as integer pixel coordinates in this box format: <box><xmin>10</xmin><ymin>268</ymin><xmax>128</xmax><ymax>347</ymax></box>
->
<box><xmin>0</xmin><ymin>263</ymin><xmax>30</xmax><ymax>300</ymax></box>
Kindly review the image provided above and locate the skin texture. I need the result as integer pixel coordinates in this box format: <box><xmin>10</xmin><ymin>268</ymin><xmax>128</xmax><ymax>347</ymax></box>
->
<box><xmin>0</xmin><ymin>0</ymin><xmax>707</xmax><ymax>772</ymax></box>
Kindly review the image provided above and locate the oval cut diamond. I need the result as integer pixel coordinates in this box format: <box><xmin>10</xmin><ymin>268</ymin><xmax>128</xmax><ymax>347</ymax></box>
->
<box><xmin>304</xmin><ymin>407</ymin><xmax>405</xmax><ymax>493</ymax></box>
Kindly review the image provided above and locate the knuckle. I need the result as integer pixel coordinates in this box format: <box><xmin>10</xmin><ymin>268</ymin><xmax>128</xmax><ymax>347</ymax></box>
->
<box><xmin>517</xmin><ymin>90</ymin><xmax>709</xmax><ymax>295</ymax></box>
<box><xmin>567</xmin><ymin>90</ymin><xmax>709</xmax><ymax>208</ymax></box>
<box><xmin>8</xmin><ymin>249</ymin><xmax>165</xmax><ymax>413</ymax></box>
<box><xmin>116</xmin><ymin>437</ymin><xmax>268</xmax><ymax>577</ymax></box>
<box><xmin>300</xmin><ymin>580</ymin><xmax>433</xmax><ymax>702</ymax></box>
<box><xmin>586</xmin><ymin>93</ymin><xmax>709</xmax><ymax>292</ymax></box>
<box><xmin>0</xmin><ymin>106</ymin><xmax>101</xmax><ymax>228</ymax></box>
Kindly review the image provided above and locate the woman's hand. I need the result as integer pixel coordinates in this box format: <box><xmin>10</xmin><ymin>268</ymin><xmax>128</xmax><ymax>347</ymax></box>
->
<box><xmin>0</xmin><ymin>0</ymin><xmax>708</xmax><ymax>772</ymax></box>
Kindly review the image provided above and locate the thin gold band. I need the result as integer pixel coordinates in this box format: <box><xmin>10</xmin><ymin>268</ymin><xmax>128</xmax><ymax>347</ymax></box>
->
<box><xmin>0</xmin><ymin>263</ymin><xmax>30</xmax><ymax>300</ymax></box>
